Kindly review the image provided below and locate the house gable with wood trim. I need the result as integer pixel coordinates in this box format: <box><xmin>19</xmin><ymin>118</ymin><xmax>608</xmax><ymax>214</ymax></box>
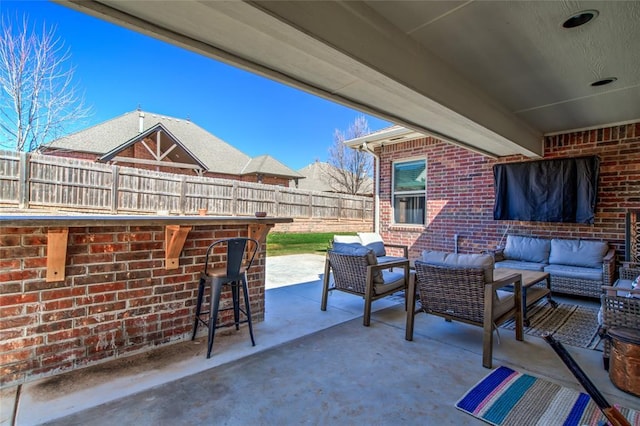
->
<box><xmin>42</xmin><ymin>110</ymin><xmax>304</xmax><ymax>187</ymax></box>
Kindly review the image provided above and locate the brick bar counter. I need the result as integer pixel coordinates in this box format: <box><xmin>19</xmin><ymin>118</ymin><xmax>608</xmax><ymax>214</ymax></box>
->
<box><xmin>0</xmin><ymin>214</ymin><xmax>291</xmax><ymax>386</ymax></box>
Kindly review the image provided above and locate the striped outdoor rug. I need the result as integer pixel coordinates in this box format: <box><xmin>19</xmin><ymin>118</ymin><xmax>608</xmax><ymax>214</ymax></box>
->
<box><xmin>501</xmin><ymin>301</ymin><xmax>601</xmax><ymax>350</ymax></box>
<box><xmin>456</xmin><ymin>366</ymin><xmax>639</xmax><ymax>426</ymax></box>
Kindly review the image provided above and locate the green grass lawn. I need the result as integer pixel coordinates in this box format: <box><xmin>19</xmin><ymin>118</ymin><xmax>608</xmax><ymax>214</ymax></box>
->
<box><xmin>266</xmin><ymin>232</ymin><xmax>355</xmax><ymax>256</ymax></box>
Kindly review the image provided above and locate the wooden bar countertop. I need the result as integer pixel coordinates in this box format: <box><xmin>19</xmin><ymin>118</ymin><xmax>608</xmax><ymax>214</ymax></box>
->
<box><xmin>0</xmin><ymin>212</ymin><xmax>291</xmax><ymax>279</ymax></box>
<box><xmin>0</xmin><ymin>213</ymin><xmax>292</xmax><ymax>227</ymax></box>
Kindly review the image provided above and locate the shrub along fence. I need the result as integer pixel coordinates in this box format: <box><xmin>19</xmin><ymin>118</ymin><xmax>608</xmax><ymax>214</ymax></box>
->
<box><xmin>0</xmin><ymin>150</ymin><xmax>373</xmax><ymax>222</ymax></box>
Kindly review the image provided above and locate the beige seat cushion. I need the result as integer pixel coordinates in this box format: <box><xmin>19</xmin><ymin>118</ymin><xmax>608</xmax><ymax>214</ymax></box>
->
<box><xmin>493</xmin><ymin>290</ymin><xmax>515</xmax><ymax>319</ymax></box>
<box><xmin>374</xmin><ymin>270</ymin><xmax>406</xmax><ymax>294</ymax></box>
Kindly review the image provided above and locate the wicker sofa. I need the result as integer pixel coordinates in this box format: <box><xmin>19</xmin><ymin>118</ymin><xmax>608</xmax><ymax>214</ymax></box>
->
<box><xmin>491</xmin><ymin>235</ymin><xmax>615</xmax><ymax>298</ymax></box>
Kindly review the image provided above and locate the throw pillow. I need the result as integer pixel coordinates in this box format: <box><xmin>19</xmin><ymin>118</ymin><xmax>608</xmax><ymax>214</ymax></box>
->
<box><xmin>357</xmin><ymin>232</ymin><xmax>387</xmax><ymax>257</ymax></box>
<box><xmin>333</xmin><ymin>235</ymin><xmax>361</xmax><ymax>244</ymax></box>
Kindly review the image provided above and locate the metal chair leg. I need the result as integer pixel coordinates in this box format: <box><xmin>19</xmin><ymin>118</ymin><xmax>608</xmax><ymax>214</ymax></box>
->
<box><xmin>207</xmin><ymin>279</ymin><xmax>224</xmax><ymax>358</ymax></box>
<box><xmin>241</xmin><ymin>277</ymin><xmax>255</xmax><ymax>346</ymax></box>
<box><xmin>191</xmin><ymin>277</ymin><xmax>205</xmax><ymax>340</ymax></box>
<box><xmin>232</xmin><ymin>280</ymin><xmax>240</xmax><ymax>330</ymax></box>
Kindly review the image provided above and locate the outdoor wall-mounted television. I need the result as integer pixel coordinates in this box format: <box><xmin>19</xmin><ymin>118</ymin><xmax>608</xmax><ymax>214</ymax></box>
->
<box><xmin>493</xmin><ymin>156</ymin><xmax>599</xmax><ymax>224</ymax></box>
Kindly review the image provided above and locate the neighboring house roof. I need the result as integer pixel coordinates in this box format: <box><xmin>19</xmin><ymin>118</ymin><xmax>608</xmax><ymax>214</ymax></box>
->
<box><xmin>97</xmin><ymin>122</ymin><xmax>208</xmax><ymax>171</ymax></box>
<box><xmin>296</xmin><ymin>161</ymin><xmax>372</xmax><ymax>195</ymax></box>
<box><xmin>242</xmin><ymin>155</ymin><xmax>302</xmax><ymax>179</ymax></box>
<box><xmin>45</xmin><ymin>110</ymin><xmax>303</xmax><ymax>179</ymax></box>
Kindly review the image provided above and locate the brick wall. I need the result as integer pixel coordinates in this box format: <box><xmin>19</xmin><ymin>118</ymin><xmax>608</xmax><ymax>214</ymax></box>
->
<box><xmin>272</xmin><ymin>218</ymin><xmax>373</xmax><ymax>233</ymax></box>
<box><xmin>377</xmin><ymin>122</ymin><xmax>640</xmax><ymax>263</ymax></box>
<box><xmin>0</xmin><ymin>224</ymin><xmax>266</xmax><ymax>387</ymax></box>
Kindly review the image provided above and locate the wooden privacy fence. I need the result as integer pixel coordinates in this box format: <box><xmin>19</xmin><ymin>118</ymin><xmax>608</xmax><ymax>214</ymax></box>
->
<box><xmin>0</xmin><ymin>150</ymin><xmax>373</xmax><ymax>220</ymax></box>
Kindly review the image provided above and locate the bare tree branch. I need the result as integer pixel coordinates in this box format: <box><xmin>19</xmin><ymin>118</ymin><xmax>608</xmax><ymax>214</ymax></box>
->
<box><xmin>0</xmin><ymin>14</ymin><xmax>91</xmax><ymax>152</ymax></box>
<box><xmin>326</xmin><ymin>115</ymin><xmax>373</xmax><ymax>195</ymax></box>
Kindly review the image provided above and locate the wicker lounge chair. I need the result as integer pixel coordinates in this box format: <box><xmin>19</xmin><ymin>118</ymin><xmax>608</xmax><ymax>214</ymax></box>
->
<box><xmin>321</xmin><ymin>247</ymin><xmax>409</xmax><ymax>326</ymax></box>
<box><xmin>405</xmin><ymin>260</ymin><xmax>524</xmax><ymax>368</ymax></box>
<box><xmin>600</xmin><ymin>263</ymin><xmax>640</xmax><ymax>370</ymax></box>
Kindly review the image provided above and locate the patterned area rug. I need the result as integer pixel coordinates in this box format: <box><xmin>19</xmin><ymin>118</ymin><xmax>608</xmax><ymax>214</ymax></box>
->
<box><xmin>501</xmin><ymin>301</ymin><xmax>601</xmax><ymax>350</ymax></box>
<box><xmin>456</xmin><ymin>366</ymin><xmax>639</xmax><ymax>426</ymax></box>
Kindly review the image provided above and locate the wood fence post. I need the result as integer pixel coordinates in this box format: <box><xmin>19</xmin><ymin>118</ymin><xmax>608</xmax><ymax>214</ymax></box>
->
<box><xmin>274</xmin><ymin>187</ymin><xmax>280</xmax><ymax>216</ymax></box>
<box><xmin>18</xmin><ymin>151</ymin><xmax>29</xmax><ymax>209</ymax></box>
<box><xmin>308</xmin><ymin>193</ymin><xmax>313</xmax><ymax>218</ymax></box>
<box><xmin>362</xmin><ymin>198</ymin><xmax>367</xmax><ymax>221</ymax></box>
<box><xmin>179</xmin><ymin>175</ymin><xmax>187</xmax><ymax>214</ymax></box>
<box><xmin>232</xmin><ymin>181</ymin><xmax>238</xmax><ymax>216</ymax></box>
<box><xmin>111</xmin><ymin>165</ymin><xmax>119</xmax><ymax>213</ymax></box>
<box><xmin>337</xmin><ymin>195</ymin><xmax>342</xmax><ymax>221</ymax></box>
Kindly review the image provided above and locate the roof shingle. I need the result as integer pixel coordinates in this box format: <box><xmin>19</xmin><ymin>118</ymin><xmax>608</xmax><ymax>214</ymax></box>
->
<box><xmin>46</xmin><ymin>110</ymin><xmax>301</xmax><ymax>178</ymax></box>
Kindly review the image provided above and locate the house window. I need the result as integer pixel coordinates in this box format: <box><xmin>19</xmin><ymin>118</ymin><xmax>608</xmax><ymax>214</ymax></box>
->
<box><xmin>393</xmin><ymin>159</ymin><xmax>426</xmax><ymax>225</ymax></box>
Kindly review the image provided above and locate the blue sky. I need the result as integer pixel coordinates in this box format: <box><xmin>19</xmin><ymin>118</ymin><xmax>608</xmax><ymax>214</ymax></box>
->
<box><xmin>1</xmin><ymin>0</ymin><xmax>390</xmax><ymax>170</ymax></box>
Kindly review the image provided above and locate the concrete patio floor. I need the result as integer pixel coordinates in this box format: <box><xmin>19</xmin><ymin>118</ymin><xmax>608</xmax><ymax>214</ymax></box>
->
<box><xmin>2</xmin><ymin>254</ymin><xmax>639</xmax><ymax>425</ymax></box>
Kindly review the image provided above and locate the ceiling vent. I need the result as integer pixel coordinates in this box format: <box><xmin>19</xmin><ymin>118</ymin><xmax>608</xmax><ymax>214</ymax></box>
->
<box><xmin>590</xmin><ymin>77</ymin><xmax>617</xmax><ymax>87</ymax></box>
<box><xmin>562</xmin><ymin>10</ymin><xmax>598</xmax><ymax>28</ymax></box>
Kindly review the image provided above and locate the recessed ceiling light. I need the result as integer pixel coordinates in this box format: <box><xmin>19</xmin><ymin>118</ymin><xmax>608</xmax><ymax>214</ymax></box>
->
<box><xmin>591</xmin><ymin>77</ymin><xmax>617</xmax><ymax>87</ymax></box>
<box><xmin>562</xmin><ymin>10</ymin><xmax>598</xmax><ymax>28</ymax></box>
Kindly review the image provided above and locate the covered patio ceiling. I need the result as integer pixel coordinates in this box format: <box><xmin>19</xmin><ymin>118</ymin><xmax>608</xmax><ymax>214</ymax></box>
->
<box><xmin>57</xmin><ymin>1</ymin><xmax>640</xmax><ymax>158</ymax></box>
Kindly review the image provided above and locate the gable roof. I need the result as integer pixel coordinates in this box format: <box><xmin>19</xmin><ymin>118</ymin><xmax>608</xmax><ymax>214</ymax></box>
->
<box><xmin>97</xmin><ymin>122</ymin><xmax>208</xmax><ymax>170</ymax></box>
<box><xmin>45</xmin><ymin>110</ymin><xmax>301</xmax><ymax>178</ymax></box>
<box><xmin>243</xmin><ymin>155</ymin><xmax>303</xmax><ymax>179</ymax></box>
<box><xmin>296</xmin><ymin>161</ymin><xmax>372</xmax><ymax>194</ymax></box>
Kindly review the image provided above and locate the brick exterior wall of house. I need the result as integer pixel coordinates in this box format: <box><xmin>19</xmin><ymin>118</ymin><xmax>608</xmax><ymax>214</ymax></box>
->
<box><xmin>376</xmin><ymin>122</ymin><xmax>640</xmax><ymax>263</ymax></box>
<box><xmin>0</xmin><ymin>224</ymin><xmax>267</xmax><ymax>387</ymax></box>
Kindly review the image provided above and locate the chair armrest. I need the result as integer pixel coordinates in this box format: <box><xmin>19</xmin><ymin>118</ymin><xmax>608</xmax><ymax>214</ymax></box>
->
<box><xmin>484</xmin><ymin>272</ymin><xmax>523</xmax><ymax>344</ymax></box>
<box><xmin>602</xmin><ymin>285</ymin><xmax>640</xmax><ymax>297</ymax></box>
<box><xmin>383</xmin><ymin>243</ymin><xmax>408</xmax><ymax>258</ymax></box>
<box><xmin>602</xmin><ymin>248</ymin><xmax>616</xmax><ymax>286</ymax></box>
<box><xmin>489</xmin><ymin>272</ymin><xmax>522</xmax><ymax>292</ymax></box>
<box><xmin>370</xmin><ymin>258</ymin><xmax>409</xmax><ymax>273</ymax></box>
<box><xmin>486</xmin><ymin>272</ymin><xmax>523</xmax><ymax>318</ymax></box>
<box><xmin>603</xmin><ymin>248</ymin><xmax>615</xmax><ymax>262</ymax></box>
<box><xmin>602</xmin><ymin>285</ymin><xmax>640</xmax><ymax>296</ymax></box>
<box><xmin>483</xmin><ymin>248</ymin><xmax>504</xmax><ymax>262</ymax></box>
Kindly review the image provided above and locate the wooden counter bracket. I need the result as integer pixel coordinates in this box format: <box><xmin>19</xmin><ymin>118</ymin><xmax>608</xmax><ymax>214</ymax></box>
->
<box><xmin>248</xmin><ymin>223</ymin><xmax>274</xmax><ymax>245</ymax></box>
<box><xmin>46</xmin><ymin>228</ymin><xmax>69</xmax><ymax>282</ymax></box>
<box><xmin>165</xmin><ymin>225</ymin><xmax>192</xmax><ymax>269</ymax></box>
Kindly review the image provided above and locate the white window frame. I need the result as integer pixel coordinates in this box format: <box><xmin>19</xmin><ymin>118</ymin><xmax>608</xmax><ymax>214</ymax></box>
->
<box><xmin>392</xmin><ymin>157</ymin><xmax>427</xmax><ymax>225</ymax></box>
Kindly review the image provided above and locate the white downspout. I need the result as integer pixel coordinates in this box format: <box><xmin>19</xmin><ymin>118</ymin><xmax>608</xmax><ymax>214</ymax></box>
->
<box><xmin>361</xmin><ymin>142</ymin><xmax>380</xmax><ymax>233</ymax></box>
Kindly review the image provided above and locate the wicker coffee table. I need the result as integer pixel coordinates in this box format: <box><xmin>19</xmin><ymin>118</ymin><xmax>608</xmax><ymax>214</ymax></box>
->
<box><xmin>494</xmin><ymin>268</ymin><xmax>557</xmax><ymax>326</ymax></box>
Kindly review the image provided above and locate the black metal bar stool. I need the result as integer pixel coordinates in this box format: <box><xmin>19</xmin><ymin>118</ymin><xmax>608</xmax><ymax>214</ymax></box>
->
<box><xmin>191</xmin><ymin>237</ymin><xmax>259</xmax><ymax>358</ymax></box>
